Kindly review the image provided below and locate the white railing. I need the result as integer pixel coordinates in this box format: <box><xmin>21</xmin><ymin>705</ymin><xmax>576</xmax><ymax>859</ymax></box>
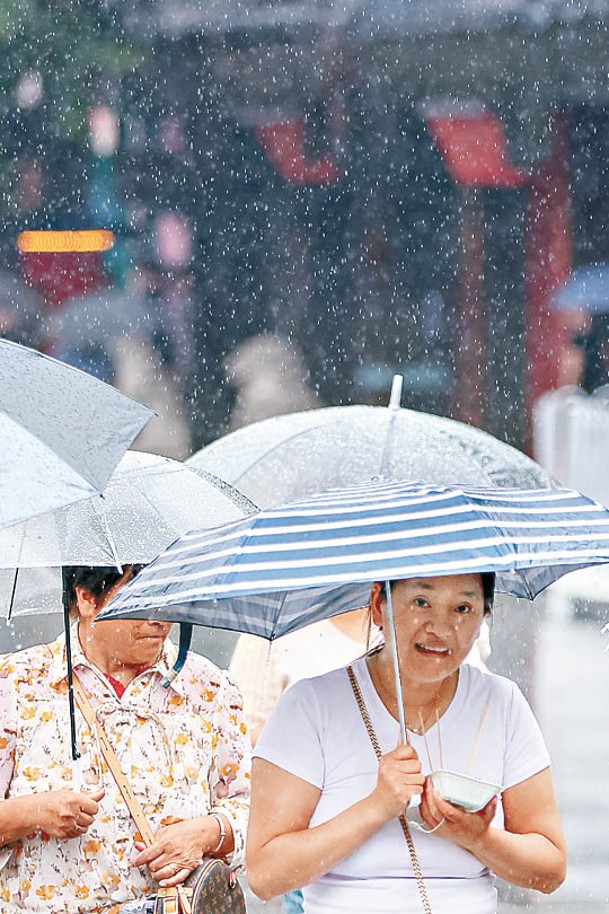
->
<box><xmin>532</xmin><ymin>385</ymin><xmax>609</xmax><ymax>507</ymax></box>
<box><xmin>533</xmin><ymin>386</ymin><xmax>609</xmax><ymax>620</ymax></box>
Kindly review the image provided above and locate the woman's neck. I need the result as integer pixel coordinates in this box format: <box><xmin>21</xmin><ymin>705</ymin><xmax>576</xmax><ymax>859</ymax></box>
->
<box><xmin>367</xmin><ymin>649</ymin><xmax>459</xmax><ymax>733</ymax></box>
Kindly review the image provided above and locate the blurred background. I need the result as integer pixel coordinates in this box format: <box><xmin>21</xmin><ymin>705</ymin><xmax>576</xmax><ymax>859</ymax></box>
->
<box><xmin>2</xmin><ymin>1</ymin><xmax>609</xmax><ymax>458</ymax></box>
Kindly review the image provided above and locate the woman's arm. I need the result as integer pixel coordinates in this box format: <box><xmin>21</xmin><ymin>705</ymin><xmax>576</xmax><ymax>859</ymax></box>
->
<box><xmin>421</xmin><ymin>768</ymin><xmax>566</xmax><ymax>893</ymax></box>
<box><xmin>247</xmin><ymin>744</ymin><xmax>426</xmax><ymax>901</ymax></box>
<box><xmin>207</xmin><ymin>672</ymin><xmax>252</xmax><ymax>868</ymax></box>
<box><xmin>0</xmin><ymin>788</ymin><xmax>105</xmax><ymax>844</ymax></box>
<box><xmin>131</xmin><ymin>670</ymin><xmax>251</xmax><ymax>886</ymax></box>
<box><xmin>0</xmin><ymin>673</ymin><xmax>101</xmax><ymax>846</ymax></box>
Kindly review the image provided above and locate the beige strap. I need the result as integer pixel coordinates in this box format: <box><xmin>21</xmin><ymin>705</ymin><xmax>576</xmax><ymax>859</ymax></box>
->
<box><xmin>72</xmin><ymin>677</ymin><xmax>193</xmax><ymax>914</ymax></box>
<box><xmin>347</xmin><ymin>665</ymin><xmax>433</xmax><ymax>914</ymax></box>
<box><xmin>72</xmin><ymin>677</ymin><xmax>155</xmax><ymax>845</ymax></box>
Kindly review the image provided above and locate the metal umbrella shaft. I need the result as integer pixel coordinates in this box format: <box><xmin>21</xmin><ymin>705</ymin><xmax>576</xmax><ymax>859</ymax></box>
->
<box><xmin>380</xmin><ymin>380</ymin><xmax>409</xmax><ymax>745</ymax></box>
<box><xmin>61</xmin><ymin>569</ymin><xmax>81</xmax><ymax>771</ymax></box>
<box><xmin>385</xmin><ymin>581</ymin><xmax>408</xmax><ymax>745</ymax></box>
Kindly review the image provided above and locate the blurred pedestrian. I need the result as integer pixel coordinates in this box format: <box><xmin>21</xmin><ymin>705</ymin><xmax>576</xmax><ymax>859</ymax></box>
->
<box><xmin>582</xmin><ymin>312</ymin><xmax>609</xmax><ymax>392</ymax></box>
<box><xmin>224</xmin><ymin>333</ymin><xmax>321</xmax><ymax>431</ymax></box>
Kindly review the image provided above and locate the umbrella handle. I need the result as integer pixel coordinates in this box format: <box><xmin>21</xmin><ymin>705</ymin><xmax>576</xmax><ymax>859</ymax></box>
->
<box><xmin>388</xmin><ymin>375</ymin><xmax>403</xmax><ymax>410</ymax></box>
<box><xmin>385</xmin><ymin>581</ymin><xmax>408</xmax><ymax>744</ymax></box>
<box><xmin>161</xmin><ymin>623</ymin><xmax>192</xmax><ymax>687</ymax></box>
<box><xmin>71</xmin><ymin>757</ymin><xmax>82</xmax><ymax>791</ymax></box>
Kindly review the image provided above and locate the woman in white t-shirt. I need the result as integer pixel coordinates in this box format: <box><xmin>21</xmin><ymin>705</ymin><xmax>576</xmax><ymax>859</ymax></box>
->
<box><xmin>246</xmin><ymin>573</ymin><xmax>566</xmax><ymax>914</ymax></box>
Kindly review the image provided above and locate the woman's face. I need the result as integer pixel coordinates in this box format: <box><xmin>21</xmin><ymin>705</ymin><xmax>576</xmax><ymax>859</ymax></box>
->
<box><xmin>371</xmin><ymin>574</ymin><xmax>486</xmax><ymax>684</ymax></box>
<box><xmin>77</xmin><ymin>571</ymin><xmax>173</xmax><ymax>670</ymax></box>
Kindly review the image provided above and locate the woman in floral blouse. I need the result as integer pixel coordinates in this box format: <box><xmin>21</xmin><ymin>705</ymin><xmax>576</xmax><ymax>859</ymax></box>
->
<box><xmin>0</xmin><ymin>566</ymin><xmax>251</xmax><ymax>914</ymax></box>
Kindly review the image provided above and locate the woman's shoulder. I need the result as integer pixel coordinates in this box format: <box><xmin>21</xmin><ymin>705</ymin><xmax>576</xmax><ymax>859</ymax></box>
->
<box><xmin>289</xmin><ymin>662</ymin><xmax>353</xmax><ymax>695</ymax></box>
<box><xmin>0</xmin><ymin>639</ymin><xmax>56</xmax><ymax>684</ymax></box>
<box><xmin>460</xmin><ymin>662</ymin><xmax>525</xmax><ymax>705</ymax></box>
<box><xmin>183</xmin><ymin>649</ymin><xmax>224</xmax><ymax>678</ymax></box>
<box><xmin>181</xmin><ymin>650</ymin><xmax>244</xmax><ymax>703</ymax></box>
<box><xmin>254</xmin><ymin>665</ymin><xmax>355</xmax><ymax>774</ymax></box>
<box><xmin>267</xmin><ymin>664</ymin><xmax>355</xmax><ymax>725</ymax></box>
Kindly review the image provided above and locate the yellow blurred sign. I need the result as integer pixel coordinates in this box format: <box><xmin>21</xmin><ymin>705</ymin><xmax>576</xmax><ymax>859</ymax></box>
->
<box><xmin>17</xmin><ymin>230</ymin><xmax>115</xmax><ymax>253</ymax></box>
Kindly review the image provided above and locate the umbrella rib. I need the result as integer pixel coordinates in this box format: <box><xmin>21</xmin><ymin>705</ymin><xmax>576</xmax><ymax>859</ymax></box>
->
<box><xmin>7</xmin><ymin>567</ymin><xmax>19</xmax><ymax>622</ymax></box>
<box><xmin>90</xmin><ymin>496</ymin><xmax>122</xmax><ymax>571</ymax></box>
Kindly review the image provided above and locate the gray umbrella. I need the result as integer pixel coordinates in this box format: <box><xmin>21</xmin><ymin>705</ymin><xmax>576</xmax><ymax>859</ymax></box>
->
<box><xmin>0</xmin><ymin>338</ymin><xmax>153</xmax><ymax>529</ymax></box>
<box><xmin>1</xmin><ymin>449</ymin><xmax>257</xmax><ymax>618</ymax></box>
<box><xmin>551</xmin><ymin>264</ymin><xmax>609</xmax><ymax>313</ymax></box>
<box><xmin>48</xmin><ymin>287</ymin><xmax>157</xmax><ymax>349</ymax></box>
<box><xmin>188</xmin><ymin>376</ymin><xmax>552</xmax><ymax>509</ymax></box>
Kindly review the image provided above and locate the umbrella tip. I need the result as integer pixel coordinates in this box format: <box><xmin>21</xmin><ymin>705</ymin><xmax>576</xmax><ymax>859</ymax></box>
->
<box><xmin>388</xmin><ymin>375</ymin><xmax>403</xmax><ymax>411</ymax></box>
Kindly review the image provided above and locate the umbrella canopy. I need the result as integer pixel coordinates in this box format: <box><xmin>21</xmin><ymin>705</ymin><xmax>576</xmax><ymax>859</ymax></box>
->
<box><xmin>187</xmin><ymin>397</ymin><xmax>551</xmax><ymax>510</ymax></box>
<box><xmin>99</xmin><ymin>479</ymin><xmax>609</xmax><ymax>639</ymax></box>
<box><xmin>551</xmin><ymin>264</ymin><xmax>609</xmax><ymax>313</ymax></box>
<box><xmin>0</xmin><ymin>450</ymin><xmax>257</xmax><ymax>618</ymax></box>
<box><xmin>0</xmin><ymin>338</ymin><xmax>153</xmax><ymax>530</ymax></box>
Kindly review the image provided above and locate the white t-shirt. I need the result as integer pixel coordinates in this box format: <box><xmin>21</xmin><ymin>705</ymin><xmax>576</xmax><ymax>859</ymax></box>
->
<box><xmin>254</xmin><ymin>658</ymin><xmax>551</xmax><ymax>914</ymax></box>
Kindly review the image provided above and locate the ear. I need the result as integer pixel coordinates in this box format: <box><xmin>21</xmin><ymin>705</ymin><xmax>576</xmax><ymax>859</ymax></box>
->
<box><xmin>369</xmin><ymin>582</ymin><xmax>384</xmax><ymax>629</ymax></box>
<box><xmin>74</xmin><ymin>585</ymin><xmax>99</xmax><ymax>621</ymax></box>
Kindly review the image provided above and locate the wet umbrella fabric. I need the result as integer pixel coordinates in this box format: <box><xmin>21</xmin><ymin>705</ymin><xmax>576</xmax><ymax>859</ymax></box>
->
<box><xmin>48</xmin><ymin>287</ymin><xmax>156</xmax><ymax>348</ymax></box>
<box><xmin>187</xmin><ymin>401</ymin><xmax>551</xmax><ymax>510</ymax></box>
<box><xmin>0</xmin><ymin>450</ymin><xmax>257</xmax><ymax>618</ymax></box>
<box><xmin>551</xmin><ymin>264</ymin><xmax>609</xmax><ymax>313</ymax></box>
<box><xmin>0</xmin><ymin>338</ymin><xmax>153</xmax><ymax>529</ymax></box>
<box><xmin>99</xmin><ymin>479</ymin><xmax>609</xmax><ymax>638</ymax></box>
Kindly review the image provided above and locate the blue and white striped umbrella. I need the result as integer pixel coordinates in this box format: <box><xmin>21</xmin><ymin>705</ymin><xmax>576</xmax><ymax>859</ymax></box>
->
<box><xmin>99</xmin><ymin>480</ymin><xmax>609</xmax><ymax>639</ymax></box>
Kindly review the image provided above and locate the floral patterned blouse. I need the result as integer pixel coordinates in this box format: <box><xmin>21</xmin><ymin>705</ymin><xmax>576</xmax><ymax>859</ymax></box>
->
<box><xmin>0</xmin><ymin>630</ymin><xmax>251</xmax><ymax>913</ymax></box>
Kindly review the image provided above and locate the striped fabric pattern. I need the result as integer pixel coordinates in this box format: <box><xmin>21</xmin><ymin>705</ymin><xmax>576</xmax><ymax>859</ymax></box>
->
<box><xmin>99</xmin><ymin>480</ymin><xmax>609</xmax><ymax>639</ymax></box>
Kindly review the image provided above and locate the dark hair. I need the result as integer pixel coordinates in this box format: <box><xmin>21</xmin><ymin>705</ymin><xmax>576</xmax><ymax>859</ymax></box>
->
<box><xmin>379</xmin><ymin>572</ymin><xmax>495</xmax><ymax>614</ymax></box>
<box><xmin>64</xmin><ymin>564</ymin><xmax>144</xmax><ymax>612</ymax></box>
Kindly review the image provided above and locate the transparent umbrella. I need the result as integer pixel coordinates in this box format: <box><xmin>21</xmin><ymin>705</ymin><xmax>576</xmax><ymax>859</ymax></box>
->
<box><xmin>0</xmin><ymin>449</ymin><xmax>256</xmax><ymax>776</ymax></box>
<box><xmin>0</xmin><ymin>450</ymin><xmax>256</xmax><ymax>618</ymax></box>
<box><xmin>188</xmin><ymin>376</ymin><xmax>551</xmax><ymax>509</ymax></box>
<box><xmin>0</xmin><ymin>337</ymin><xmax>153</xmax><ymax>529</ymax></box>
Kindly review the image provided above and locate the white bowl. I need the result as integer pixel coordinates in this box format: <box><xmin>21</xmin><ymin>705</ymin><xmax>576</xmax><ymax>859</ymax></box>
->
<box><xmin>431</xmin><ymin>769</ymin><xmax>502</xmax><ymax>813</ymax></box>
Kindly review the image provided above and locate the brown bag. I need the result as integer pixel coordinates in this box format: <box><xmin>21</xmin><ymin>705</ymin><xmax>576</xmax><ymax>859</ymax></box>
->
<box><xmin>73</xmin><ymin>678</ymin><xmax>246</xmax><ymax>914</ymax></box>
<box><xmin>189</xmin><ymin>859</ymin><xmax>246</xmax><ymax>914</ymax></box>
<box><xmin>152</xmin><ymin>859</ymin><xmax>247</xmax><ymax>914</ymax></box>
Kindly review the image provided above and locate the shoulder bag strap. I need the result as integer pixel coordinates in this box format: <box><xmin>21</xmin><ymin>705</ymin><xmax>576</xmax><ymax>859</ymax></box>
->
<box><xmin>346</xmin><ymin>665</ymin><xmax>433</xmax><ymax>914</ymax></box>
<box><xmin>72</xmin><ymin>676</ymin><xmax>155</xmax><ymax>845</ymax></box>
<box><xmin>71</xmin><ymin>676</ymin><xmax>193</xmax><ymax>914</ymax></box>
